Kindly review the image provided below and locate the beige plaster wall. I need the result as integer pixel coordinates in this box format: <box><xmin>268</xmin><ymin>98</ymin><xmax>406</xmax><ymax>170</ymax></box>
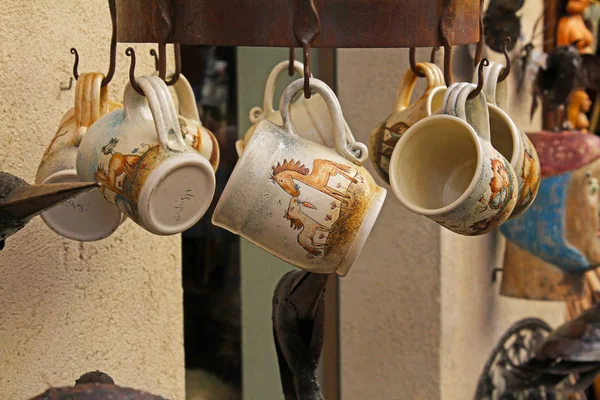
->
<box><xmin>0</xmin><ymin>2</ymin><xmax>184</xmax><ymax>399</ymax></box>
<box><xmin>338</xmin><ymin>1</ymin><xmax>563</xmax><ymax>398</ymax></box>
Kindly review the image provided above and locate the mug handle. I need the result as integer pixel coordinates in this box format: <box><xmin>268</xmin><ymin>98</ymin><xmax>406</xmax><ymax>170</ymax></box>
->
<box><xmin>442</xmin><ymin>82</ymin><xmax>491</xmax><ymax>142</ymax></box>
<box><xmin>133</xmin><ymin>76</ymin><xmax>187</xmax><ymax>153</ymax></box>
<box><xmin>392</xmin><ymin>62</ymin><xmax>445</xmax><ymax>113</ymax></box>
<box><xmin>474</xmin><ymin>60</ymin><xmax>508</xmax><ymax>110</ymax></box>
<box><xmin>249</xmin><ymin>60</ymin><xmax>305</xmax><ymax>123</ymax></box>
<box><xmin>280</xmin><ymin>78</ymin><xmax>368</xmax><ymax>165</ymax></box>
<box><xmin>171</xmin><ymin>73</ymin><xmax>202</xmax><ymax>123</ymax></box>
<box><xmin>74</xmin><ymin>72</ymin><xmax>110</xmax><ymax>146</ymax></box>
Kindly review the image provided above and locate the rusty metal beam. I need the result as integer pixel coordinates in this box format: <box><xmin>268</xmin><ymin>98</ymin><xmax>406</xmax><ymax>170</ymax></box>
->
<box><xmin>115</xmin><ymin>0</ymin><xmax>481</xmax><ymax>48</ymax></box>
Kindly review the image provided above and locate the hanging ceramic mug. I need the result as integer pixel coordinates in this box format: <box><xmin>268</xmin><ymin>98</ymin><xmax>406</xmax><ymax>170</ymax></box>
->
<box><xmin>35</xmin><ymin>72</ymin><xmax>125</xmax><ymax>241</ymax></box>
<box><xmin>77</xmin><ymin>76</ymin><xmax>216</xmax><ymax>235</ymax></box>
<box><xmin>171</xmin><ymin>73</ymin><xmax>220</xmax><ymax>171</ymax></box>
<box><xmin>389</xmin><ymin>82</ymin><xmax>518</xmax><ymax>235</ymax></box>
<box><xmin>213</xmin><ymin>78</ymin><xmax>387</xmax><ymax>276</ymax></box>
<box><xmin>368</xmin><ymin>62</ymin><xmax>446</xmax><ymax>183</ymax></box>
<box><xmin>236</xmin><ymin>60</ymin><xmax>355</xmax><ymax>156</ymax></box>
<box><xmin>474</xmin><ymin>60</ymin><xmax>541</xmax><ymax>217</ymax></box>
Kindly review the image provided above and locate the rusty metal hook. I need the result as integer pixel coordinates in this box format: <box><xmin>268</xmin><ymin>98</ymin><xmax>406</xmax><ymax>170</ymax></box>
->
<box><xmin>125</xmin><ymin>47</ymin><xmax>144</xmax><ymax>96</ymax></box>
<box><xmin>70</xmin><ymin>48</ymin><xmax>80</xmax><ymax>81</ymax></box>
<box><xmin>468</xmin><ymin>58</ymin><xmax>489</xmax><ymax>100</ymax></box>
<box><xmin>59</xmin><ymin>77</ymin><xmax>73</xmax><ymax>91</ymax></box>
<box><xmin>165</xmin><ymin>44</ymin><xmax>181</xmax><ymax>86</ymax></box>
<box><xmin>150</xmin><ymin>49</ymin><xmax>159</xmax><ymax>71</ymax></box>
<box><xmin>157</xmin><ymin>42</ymin><xmax>167</xmax><ymax>81</ymax></box>
<box><xmin>440</xmin><ymin>0</ymin><xmax>456</xmax><ymax>86</ymax></box>
<box><xmin>293</xmin><ymin>0</ymin><xmax>321</xmax><ymax>99</ymax></box>
<box><xmin>288</xmin><ymin>47</ymin><xmax>295</xmax><ymax>76</ymax></box>
<box><xmin>409</xmin><ymin>47</ymin><xmax>427</xmax><ymax>78</ymax></box>
<box><xmin>498</xmin><ymin>37</ymin><xmax>512</xmax><ymax>83</ymax></box>
<box><xmin>430</xmin><ymin>46</ymin><xmax>440</xmax><ymax>64</ymax></box>
<box><xmin>69</xmin><ymin>0</ymin><xmax>117</xmax><ymax>87</ymax></box>
<box><xmin>473</xmin><ymin>0</ymin><xmax>484</xmax><ymax>67</ymax></box>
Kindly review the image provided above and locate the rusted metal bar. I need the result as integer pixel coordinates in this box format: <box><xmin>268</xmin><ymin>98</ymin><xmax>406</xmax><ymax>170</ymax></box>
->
<box><xmin>114</xmin><ymin>0</ymin><xmax>481</xmax><ymax>48</ymax></box>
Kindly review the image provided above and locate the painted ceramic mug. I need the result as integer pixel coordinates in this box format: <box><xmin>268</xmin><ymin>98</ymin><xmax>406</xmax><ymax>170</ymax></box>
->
<box><xmin>474</xmin><ymin>60</ymin><xmax>541</xmax><ymax>217</ymax></box>
<box><xmin>35</xmin><ymin>72</ymin><xmax>125</xmax><ymax>241</ymax></box>
<box><xmin>389</xmin><ymin>82</ymin><xmax>518</xmax><ymax>235</ymax></box>
<box><xmin>171</xmin><ymin>73</ymin><xmax>220</xmax><ymax>171</ymax></box>
<box><xmin>369</xmin><ymin>62</ymin><xmax>446</xmax><ymax>183</ymax></box>
<box><xmin>236</xmin><ymin>60</ymin><xmax>355</xmax><ymax>156</ymax></box>
<box><xmin>213</xmin><ymin>78</ymin><xmax>387</xmax><ymax>276</ymax></box>
<box><xmin>77</xmin><ymin>76</ymin><xmax>216</xmax><ymax>235</ymax></box>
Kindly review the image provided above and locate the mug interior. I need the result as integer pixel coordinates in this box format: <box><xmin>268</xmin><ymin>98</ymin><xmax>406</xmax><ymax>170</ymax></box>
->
<box><xmin>488</xmin><ymin>105</ymin><xmax>518</xmax><ymax>166</ymax></box>
<box><xmin>391</xmin><ymin>116</ymin><xmax>480</xmax><ymax>211</ymax></box>
<box><xmin>426</xmin><ymin>87</ymin><xmax>447</xmax><ymax>115</ymax></box>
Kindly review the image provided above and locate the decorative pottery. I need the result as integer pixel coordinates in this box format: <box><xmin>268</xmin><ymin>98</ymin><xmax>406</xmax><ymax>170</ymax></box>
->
<box><xmin>368</xmin><ymin>62</ymin><xmax>446</xmax><ymax>183</ymax></box>
<box><xmin>77</xmin><ymin>76</ymin><xmax>216</xmax><ymax>236</ymax></box>
<box><xmin>172</xmin><ymin>73</ymin><xmax>220</xmax><ymax>171</ymax></box>
<box><xmin>213</xmin><ymin>78</ymin><xmax>386</xmax><ymax>276</ymax></box>
<box><xmin>389</xmin><ymin>82</ymin><xmax>518</xmax><ymax>235</ymax></box>
<box><xmin>35</xmin><ymin>72</ymin><xmax>124</xmax><ymax>241</ymax></box>
<box><xmin>500</xmin><ymin>131</ymin><xmax>600</xmax><ymax>300</ymax></box>
<box><xmin>475</xmin><ymin>60</ymin><xmax>541</xmax><ymax>218</ymax></box>
<box><xmin>236</xmin><ymin>60</ymin><xmax>355</xmax><ymax>156</ymax></box>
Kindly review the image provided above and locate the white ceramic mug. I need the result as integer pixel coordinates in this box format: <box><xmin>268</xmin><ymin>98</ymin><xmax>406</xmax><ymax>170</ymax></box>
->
<box><xmin>77</xmin><ymin>76</ymin><xmax>216</xmax><ymax>235</ymax></box>
<box><xmin>390</xmin><ymin>82</ymin><xmax>518</xmax><ymax>235</ymax></box>
<box><xmin>474</xmin><ymin>60</ymin><xmax>541</xmax><ymax>217</ymax></box>
<box><xmin>368</xmin><ymin>62</ymin><xmax>446</xmax><ymax>183</ymax></box>
<box><xmin>171</xmin><ymin>73</ymin><xmax>220</xmax><ymax>171</ymax></box>
<box><xmin>236</xmin><ymin>60</ymin><xmax>355</xmax><ymax>156</ymax></box>
<box><xmin>35</xmin><ymin>72</ymin><xmax>125</xmax><ymax>241</ymax></box>
<box><xmin>213</xmin><ymin>78</ymin><xmax>387</xmax><ymax>276</ymax></box>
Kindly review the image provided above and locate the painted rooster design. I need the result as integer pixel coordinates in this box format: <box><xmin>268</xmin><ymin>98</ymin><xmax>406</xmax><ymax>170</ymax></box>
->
<box><xmin>489</xmin><ymin>159</ymin><xmax>512</xmax><ymax>210</ymax></box>
<box><xmin>270</xmin><ymin>159</ymin><xmax>357</xmax><ymax>204</ymax></box>
<box><xmin>94</xmin><ymin>138</ymin><xmax>142</xmax><ymax>198</ymax></box>
<box><xmin>284</xmin><ymin>197</ymin><xmax>333</xmax><ymax>257</ymax></box>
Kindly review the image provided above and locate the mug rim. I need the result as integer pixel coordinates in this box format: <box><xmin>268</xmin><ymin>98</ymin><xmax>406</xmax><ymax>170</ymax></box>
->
<box><xmin>487</xmin><ymin>103</ymin><xmax>521</xmax><ymax>169</ymax></box>
<box><xmin>389</xmin><ymin>114</ymin><xmax>483</xmax><ymax>216</ymax></box>
<box><xmin>425</xmin><ymin>86</ymin><xmax>447</xmax><ymax>116</ymax></box>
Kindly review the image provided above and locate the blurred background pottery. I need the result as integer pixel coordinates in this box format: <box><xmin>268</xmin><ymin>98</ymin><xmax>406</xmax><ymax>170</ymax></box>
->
<box><xmin>500</xmin><ymin>131</ymin><xmax>600</xmax><ymax>300</ymax></box>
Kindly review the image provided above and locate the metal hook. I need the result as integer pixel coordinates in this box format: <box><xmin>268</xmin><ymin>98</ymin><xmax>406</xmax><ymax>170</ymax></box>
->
<box><xmin>440</xmin><ymin>0</ymin><xmax>456</xmax><ymax>86</ymax></box>
<box><xmin>165</xmin><ymin>44</ymin><xmax>181</xmax><ymax>86</ymax></box>
<box><xmin>498</xmin><ymin>37</ymin><xmax>512</xmax><ymax>83</ymax></box>
<box><xmin>59</xmin><ymin>77</ymin><xmax>73</xmax><ymax>91</ymax></box>
<box><xmin>473</xmin><ymin>0</ymin><xmax>484</xmax><ymax>67</ymax></box>
<box><xmin>430</xmin><ymin>46</ymin><xmax>440</xmax><ymax>64</ymax></box>
<box><xmin>288</xmin><ymin>47</ymin><xmax>295</xmax><ymax>76</ymax></box>
<box><xmin>293</xmin><ymin>0</ymin><xmax>321</xmax><ymax>99</ymax></box>
<box><xmin>409</xmin><ymin>47</ymin><xmax>427</xmax><ymax>78</ymax></box>
<box><xmin>125</xmin><ymin>47</ymin><xmax>144</xmax><ymax>96</ymax></box>
<box><xmin>68</xmin><ymin>0</ymin><xmax>117</xmax><ymax>87</ymax></box>
<box><xmin>468</xmin><ymin>58</ymin><xmax>489</xmax><ymax>100</ymax></box>
<box><xmin>302</xmin><ymin>45</ymin><xmax>312</xmax><ymax>99</ymax></box>
<box><xmin>157</xmin><ymin>42</ymin><xmax>167</xmax><ymax>81</ymax></box>
<box><xmin>70</xmin><ymin>48</ymin><xmax>80</xmax><ymax>81</ymax></box>
<box><xmin>150</xmin><ymin>49</ymin><xmax>159</xmax><ymax>71</ymax></box>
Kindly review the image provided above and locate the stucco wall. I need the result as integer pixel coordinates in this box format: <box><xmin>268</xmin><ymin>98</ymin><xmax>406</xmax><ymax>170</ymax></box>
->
<box><xmin>338</xmin><ymin>1</ymin><xmax>563</xmax><ymax>398</ymax></box>
<box><xmin>0</xmin><ymin>2</ymin><xmax>184</xmax><ymax>399</ymax></box>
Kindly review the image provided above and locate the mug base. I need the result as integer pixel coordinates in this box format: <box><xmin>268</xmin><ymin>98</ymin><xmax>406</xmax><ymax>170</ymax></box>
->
<box><xmin>138</xmin><ymin>153</ymin><xmax>216</xmax><ymax>235</ymax></box>
<box><xmin>40</xmin><ymin>169</ymin><xmax>125</xmax><ymax>241</ymax></box>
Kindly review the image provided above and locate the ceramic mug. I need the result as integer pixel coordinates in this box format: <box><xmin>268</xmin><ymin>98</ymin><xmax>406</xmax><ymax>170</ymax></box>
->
<box><xmin>236</xmin><ymin>60</ymin><xmax>355</xmax><ymax>156</ymax></box>
<box><xmin>171</xmin><ymin>73</ymin><xmax>220</xmax><ymax>171</ymax></box>
<box><xmin>77</xmin><ymin>75</ymin><xmax>216</xmax><ymax>235</ymax></box>
<box><xmin>368</xmin><ymin>62</ymin><xmax>446</xmax><ymax>183</ymax></box>
<box><xmin>389</xmin><ymin>82</ymin><xmax>518</xmax><ymax>235</ymax></box>
<box><xmin>474</xmin><ymin>60</ymin><xmax>541</xmax><ymax>217</ymax></box>
<box><xmin>213</xmin><ymin>78</ymin><xmax>387</xmax><ymax>276</ymax></box>
<box><xmin>35</xmin><ymin>72</ymin><xmax>125</xmax><ymax>241</ymax></box>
